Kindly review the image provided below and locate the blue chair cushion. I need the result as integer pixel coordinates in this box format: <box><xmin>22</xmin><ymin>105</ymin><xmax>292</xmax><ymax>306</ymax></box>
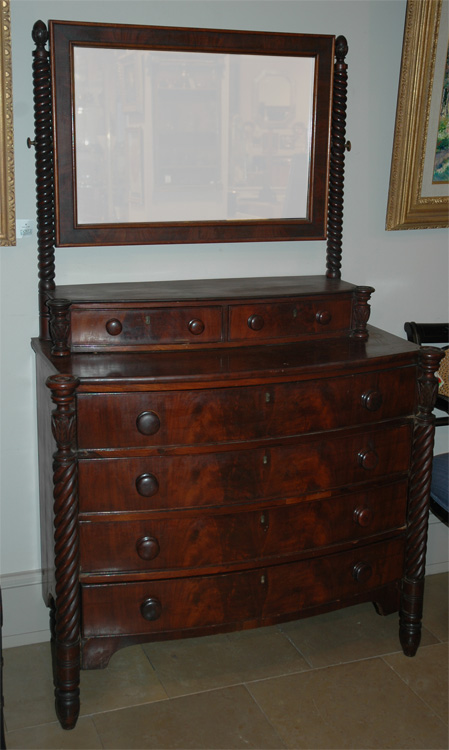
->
<box><xmin>430</xmin><ymin>453</ymin><xmax>449</xmax><ymax>513</ymax></box>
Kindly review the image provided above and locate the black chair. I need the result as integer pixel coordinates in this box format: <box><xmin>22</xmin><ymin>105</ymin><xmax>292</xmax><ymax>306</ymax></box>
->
<box><xmin>404</xmin><ymin>323</ymin><xmax>448</xmax><ymax>525</ymax></box>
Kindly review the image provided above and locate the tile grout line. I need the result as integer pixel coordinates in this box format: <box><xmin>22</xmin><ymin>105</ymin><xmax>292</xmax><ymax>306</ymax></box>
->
<box><xmin>240</xmin><ymin>682</ymin><xmax>289</xmax><ymax>750</ymax></box>
<box><xmin>380</xmin><ymin>646</ymin><xmax>449</xmax><ymax>727</ymax></box>
<box><xmin>5</xmin><ymin>650</ymin><xmax>425</xmax><ymax>732</ymax></box>
<box><xmin>275</xmin><ymin>625</ymin><xmax>315</xmax><ymax>669</ymax></box>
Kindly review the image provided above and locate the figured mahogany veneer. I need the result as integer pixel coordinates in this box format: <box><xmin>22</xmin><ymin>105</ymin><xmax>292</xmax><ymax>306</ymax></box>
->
<box><xmin>72</xmin><ymin>305</ymin><xmax>224</xmax><ymax>348</ymax></box>
<box><xmin>79</xmin><ymin>481</ymin><xmax>409</xmax><ymax>574</ymax></box>
<box><xmin>81</xmin><ymin>538</ymin><xmax>406</xmax><ymax>638</ymax></box>
<box><xmin>77</xmin><ymin>434</ymin><xmax>411</xmax><ymax>513</ymax></box>
<box><xmin>76</xmin><ymin>368</ymin><xmax>416</xmax><ymax>449</ymax></box>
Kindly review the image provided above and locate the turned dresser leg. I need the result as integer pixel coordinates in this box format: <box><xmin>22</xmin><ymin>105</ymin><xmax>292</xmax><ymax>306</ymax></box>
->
<box><xmin>400</xmin><ymin>347</ymin><xmax>443</xmax><ymax>656</ymax></box>
<box><xmin>47</xmin><ymin>375</ymin><xmax>81</xmax><ymax>729</ymax></box>
<box><xmin>54</xmin><ymin>642</ymin><xmax>81</xmax><ymax>729</ymax></box>
<box><xmin>400</xmin><ymin>578</ymin><xmax>425</xmax><ymax>656</ymax></box>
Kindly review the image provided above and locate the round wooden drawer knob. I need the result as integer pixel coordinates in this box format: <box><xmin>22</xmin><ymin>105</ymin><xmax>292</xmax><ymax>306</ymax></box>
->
<box><xmin>135</xmin><ymin>473</ymin><xmax>159</xmax><ymax>497</ymax></box>
<box><xmin>140</xmin><ymin>597</ymin><xmax>162</xmax><ymax>622</ymax></box>
<box><xmin>353</xmin><ymin>506</ymin><xmax>373</xmax><ymax>527</ymax></box>
<box><xmin>105</xmin><ymin>318</ymin><xmax>123</xmax><ymax>336</ymax></box>
<box><xmin>136</xmin><ymin>536</ymin><xmax>160</xmax><ymax>561</ymax></box>
<box><xmin>247</xmin><ymin>314</ymin><xmax>265</xmax><ymax>331</ymax></box>
<box><xmin>315</xmin><ymin>310</ymin><xmax>332</xmax><ymax>325</ymax></box>
<box><xmin>352</xmin><ymin>561</ymin><xmax>373</xmax><ymax>583</ymax></box>
<box><xmin>136</xmin><ymin>411</ymin><xmax>161</xmax><ymax>436</ymax></box>
<box><xmin>358</xmin><ymin>449</ymin><xmax>379</xmax><ymax>470</ymax></box>
<box><xmin>361</xmin><ymin>390</ymin><xmax>383</xmax><ymax>411</ymax></box>
<box><xmin>188</xmin><ymin>318</ymin><xmax>205</xmax><ymax>335</ymax></box>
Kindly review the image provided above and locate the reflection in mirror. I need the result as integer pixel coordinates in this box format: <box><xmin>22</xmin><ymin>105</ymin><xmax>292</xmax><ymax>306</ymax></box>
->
<box><xmin>73</xmin><ymin>48</ymin><xmax>314</xmax><ymax>226</ymax></box>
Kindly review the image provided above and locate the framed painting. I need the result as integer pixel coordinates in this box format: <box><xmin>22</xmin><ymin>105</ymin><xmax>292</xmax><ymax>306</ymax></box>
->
<box><xmin>0</xmin><ymin>0</ymin><xmax>15</xmax><ymax>246</ymax></box>
<box><xmin>386</xmin><ymin>0</ymin><xmax>449</xmax><ymax>230</ymax></box>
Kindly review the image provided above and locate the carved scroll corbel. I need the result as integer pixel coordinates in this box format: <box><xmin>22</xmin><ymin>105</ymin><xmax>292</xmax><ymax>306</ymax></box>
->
<box><xmin>351</xmin><ymin>286</ymin><xmax>375</xmax><ymax>340</ymax></box>
<box><xmin>47</xmin><ymin>299</ymin><xmax>71</xmax><ymax>357</ymax></box>
<box><xmin>400</xmin><ymin>346</ymin><xmax>444</xmax><ymax>656</ymax></box>
<box><xmin>47</xmin><ymin>374</ymin><xmax>80</xmax><ymax>730</ymax></box>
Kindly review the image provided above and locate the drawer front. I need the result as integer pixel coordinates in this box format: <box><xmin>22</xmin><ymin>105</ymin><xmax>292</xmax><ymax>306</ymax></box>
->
<box><xmin>228</xmin><ymin>298</ymin><xmax>353</xmax><ymax>341</ymax></box>
<box><xmin>79</xmin><ymin>481</ymin><xmax>408</xmax><ymax>573</ymax></box>
<box><xmin>77</xmin><ymin>368</ymin><xmax>416</xmax><ymax>449</ymax></box>
<box><xmin>81</xmin><ymin>538</ymin><xmax>405</xmax><ymax>636</ymax></box>
<box><xmin>70</xmin><ymin>306</ymin><xmax>223</xmax><ymax>348</ymax></box>
<box><xmin>78</xmin><ymin>424</ymin><xmax>412</xmax><ymax>512</ymax></box>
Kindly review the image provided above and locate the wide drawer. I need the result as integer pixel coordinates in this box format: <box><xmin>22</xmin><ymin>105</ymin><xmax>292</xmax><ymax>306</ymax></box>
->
<box><xmin>81</xmin><ymin>537</ymin><xmax>405</xmax><ymax>636</ymax></box>
<box><xmin>78</xmin><ymin>424</ymin><xmax>413</xmax><ymax>511</ymax></box>
<box><xmin>76</xmin><ymin>367</ymin><xmax>416</xmax><ymax>449</ymax></box>
<box><xmin>228</xmin><ymin>297</ymin><xmax>353</xmax><ymax>341</ymax></box>
<box><xmin>70</xmin><ymin>306</ymin><xmax>223</xmax><ymax>348</ymax></box>
<box><xmin>79</xmin><ymin>480</ymin><xmax>408</xmax><ymax>574</ymax></box>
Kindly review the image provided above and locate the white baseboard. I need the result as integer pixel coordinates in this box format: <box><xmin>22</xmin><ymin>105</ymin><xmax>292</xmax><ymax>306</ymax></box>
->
<box><xmin>426</xmin><ymin>513</ymin><xmax>449</xmax><ymax>576</ymax></box>
<box><xmin>1</xmin><ymin>570</ymin><xmax>50</xmax><ymax>649</ymax></box>
<box><xmin>426</xmin><ymin>561</ymin><xmax>449</xmax><ymax>576</ymax></box>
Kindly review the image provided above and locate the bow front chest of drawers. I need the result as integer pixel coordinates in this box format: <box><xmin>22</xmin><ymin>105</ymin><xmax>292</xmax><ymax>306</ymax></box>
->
<box><xmin>29</xmin><ymin>19</ymin><xmax>442</xmax><ymax>731</ymax></box>
<box><xmin>32</xmin><ymin>276</ymin><xmax>441</xmax><ymax>730</ymax></box>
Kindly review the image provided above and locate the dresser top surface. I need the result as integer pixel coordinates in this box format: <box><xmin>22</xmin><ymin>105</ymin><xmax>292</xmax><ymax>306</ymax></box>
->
<box><xmin>32</xmin><ymin>326</ymin><xmax>420</xmax><ymax>390</ymax></box>
<box><xmin>51</xmin><ymin>276</ymin><xmax>357</xmax><ymax>304</ymax></box>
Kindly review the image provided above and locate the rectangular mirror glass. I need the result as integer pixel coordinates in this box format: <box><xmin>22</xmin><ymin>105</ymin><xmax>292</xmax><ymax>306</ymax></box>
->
<box><xmin>74</xmin><ymin>48</ymin><xmax>314</xmax><ymax>225</ymax></box>
<box><xmin>50</xmin><ymin>22</ymin><xmax>334</xmax><ymax>246</ymax></box>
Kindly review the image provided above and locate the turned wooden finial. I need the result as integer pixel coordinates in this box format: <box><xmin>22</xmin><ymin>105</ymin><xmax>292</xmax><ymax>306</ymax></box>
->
<box><xmin>335</xmin><ymin>34</ymin><xmax>348</xmax><ymax>62</ymax></box>
<box><xmin>32</xmin><ymin>20</ymin><xmax>48</xmax><ymax>47</ymax></box>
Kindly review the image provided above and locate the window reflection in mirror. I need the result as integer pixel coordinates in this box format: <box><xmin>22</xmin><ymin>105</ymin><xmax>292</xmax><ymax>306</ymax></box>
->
<box><xmin>73</xmin><ymin>48</ymin><xmax>315</xmax><ymax>226</ymax></box>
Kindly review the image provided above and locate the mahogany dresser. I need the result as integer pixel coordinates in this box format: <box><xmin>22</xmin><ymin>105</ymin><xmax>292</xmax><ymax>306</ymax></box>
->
<box><xmin>29</xmin><ymin>21</ymin><xmax>442</xmax><ymax>731</ymax></box>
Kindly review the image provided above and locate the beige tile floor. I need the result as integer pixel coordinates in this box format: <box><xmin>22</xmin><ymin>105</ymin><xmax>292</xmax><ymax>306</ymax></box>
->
<box><xmin>3</xmin><ymin>573</ymin><xmax>448</xmax><ymax>749</ymax></box>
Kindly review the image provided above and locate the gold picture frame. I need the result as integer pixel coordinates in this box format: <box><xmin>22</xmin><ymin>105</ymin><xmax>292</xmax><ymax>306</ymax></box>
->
<box><xmin>0</xmin><ymin>0</ymin><xmax>15</xmax><ymax>245</ymax></box>
<box><xmin>386</xmin><ymin>0</ymin><xmax>449</xmax><ymax>230</ymax></box>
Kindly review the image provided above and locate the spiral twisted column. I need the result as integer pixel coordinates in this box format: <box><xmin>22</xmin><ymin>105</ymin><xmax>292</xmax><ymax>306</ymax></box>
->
<box><xmin>32</xmin><ymin>21</ymin><xmax>55</xmax><ymax>340</ymax></box>
<box><xmin>326</xmin><ymin>36</ymin><xmax>348</xmax><ymax>280</ymax></box>
<box><xmin>400</xmin><ymin>347</ymin><xmax>444</xmax><ymax>656</ymax></box>
<box><xmin>47</xmin><ymin>375</ymin><xmax>80</xmax><ymax>730</ymax></box>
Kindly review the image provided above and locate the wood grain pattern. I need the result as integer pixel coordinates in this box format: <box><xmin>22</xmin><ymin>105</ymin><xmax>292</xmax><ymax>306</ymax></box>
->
<box><xmin>81</xmin><ymin>538</ymin><xmax>405</xmax><ymax>637</ymax></box>
<box><xmin>79</xmin><ymin>480</ymin><xmax>408</xmax><ymax>575</ymax></box>
<box><xmin>75</xmin><ymin>368</ymin><xmax>416</xmax><ymax>450</ymax></box>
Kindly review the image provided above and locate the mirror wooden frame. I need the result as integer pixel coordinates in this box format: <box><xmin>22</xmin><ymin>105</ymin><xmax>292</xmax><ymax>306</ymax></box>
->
<box><xmin>49</xmin><ymin>21</ymin><xmax>335</xmax><ymax>247</ymax></box>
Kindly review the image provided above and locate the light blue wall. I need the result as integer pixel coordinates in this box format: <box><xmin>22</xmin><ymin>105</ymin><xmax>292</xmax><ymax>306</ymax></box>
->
<box><xmin>1</xmin><ymin>0</ymin><xmax>447</xmax><ymax>581</ymax></box>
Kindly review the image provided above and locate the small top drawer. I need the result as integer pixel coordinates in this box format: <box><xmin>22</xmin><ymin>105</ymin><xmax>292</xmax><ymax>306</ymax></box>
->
<box><xmin>70</xmin><ymin>306</ymin><xmax>223</xmax><ymax>348</ymax></box>
<box><xmin>228</xmin><ymin>297</ymin><xmax>353</xmax><ymax>341</ymax></box>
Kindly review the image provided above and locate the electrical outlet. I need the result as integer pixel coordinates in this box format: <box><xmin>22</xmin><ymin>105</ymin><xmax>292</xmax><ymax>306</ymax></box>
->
<box><xmin>16</xmin><ymin>219</ymin><xmax>35</xmax><ymax>238</ymax></box>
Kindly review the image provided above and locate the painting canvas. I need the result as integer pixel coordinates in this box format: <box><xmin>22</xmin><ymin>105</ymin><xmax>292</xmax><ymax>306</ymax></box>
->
<box><xmin>433</xmin><ymin>41</ymin><xmax>449</xmax><ymax>183</ymax></box>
